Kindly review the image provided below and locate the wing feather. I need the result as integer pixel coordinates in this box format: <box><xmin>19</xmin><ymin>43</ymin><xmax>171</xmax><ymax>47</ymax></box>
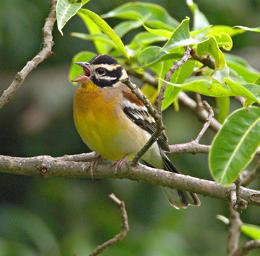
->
<box><xmin>122</xmin><ymin>88</ymin><xmax>169</xmax><ymax>151</ymax></box>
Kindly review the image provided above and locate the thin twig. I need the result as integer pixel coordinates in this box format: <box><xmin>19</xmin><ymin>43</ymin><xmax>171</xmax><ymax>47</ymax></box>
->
<box><xmin>190</xmin><ymin>48</ymin><xmax>215</xmax><ymax>69</ymax></box>
<box><xmin>0</xmin><ymin>0</ymin><xmax>57</xmax><ymax>109</ymax></box>
<box><xmin>194</xmin><ymin>101</ymin><xmax>214</xmax><ymax>143</ymax></box>
<box><xmin>130</xmin><ymin>47</ymin><xmax>192</xmax><ymax>164</ymax></box>
<box><xmin>169</xmin><ymin>142</ymin><xmax>210</xmax><ymax>153</ymax></box>
<box><xmin>234</xmin><ymin>177</ymin><xmax>248</xmax><ymax>210</ymax></box>
<box><xmin>235</xmin><ymin>179</ymin><xmax>241</xmax><ymax>209</ymax></box>
<box><xmin>241</xmin><ymin>156</ymin><xmax>260</xmax><ymax>186</ymax></box>
<box><xmin>228</xmin><ymin>191</ymin><xmax>242</xmax><ymax>256</ymax></box>
<box><xmin>156</xmin><ymin>46</ymin><xmax>191</xmax><ymax>113</ymax></box>
<box><xmin>89</xmin><ymin>193</ymin><xmax>129</xmax><ymax>256</ymax></box>
<box><xmin>233</xmin><ymin>240</ymin><xmax>260</xmax><ymax>256</ymax></box>
<box><xmin>127</xmin><ymin>66</ymin><xmax>221</xmax><ymax>132</ymax></box>
<box><xmin>122</xmin><ymin>77</ymin><xmax>165</xmax><ymax>165</ymax></box>
<box><xmin>178</xmin><ymin>92</ymin><xmax>221</xmax><ymax>131</ymax></box>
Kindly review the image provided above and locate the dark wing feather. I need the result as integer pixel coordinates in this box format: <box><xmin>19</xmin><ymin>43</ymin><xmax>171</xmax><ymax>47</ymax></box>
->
<box><xmin>122</xmin><ymin>89</ymin><xmax>169</xmax><ymax>151</ymax></box>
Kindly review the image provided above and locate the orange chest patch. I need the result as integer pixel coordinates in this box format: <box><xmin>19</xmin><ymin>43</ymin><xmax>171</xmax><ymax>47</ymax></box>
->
<box><xmin>74</xmin><ymin>83</ymin><xmax>118</xmax><ymax>121</ymax></box>
<box><xmin>73</xmin><ymin>83</ymin><xmax>125</xmax><ymax>141</ymax></box>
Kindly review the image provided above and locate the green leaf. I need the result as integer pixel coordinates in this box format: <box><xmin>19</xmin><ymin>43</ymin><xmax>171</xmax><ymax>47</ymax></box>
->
<box><xmin>186</xmin><ymin>0</ymin><xmax>209</xmax><ymax>30</ymax></box>
<box><xmin>243</xmin><ymin>83</ymin><xmax>260</xmax><ymax>105</ymax></box>
<box><xmin>254</xmin><ymin>76</ymin><xmax>260</xmax><ymax>85</ymax></box>
<box><xmin>196</xmin><ymin>36</ymin><xmax>225</xmax><ymax>69</ymax></box>
<box><xmin>164</xmin><ymin>18</ymin><xmax>207</xmax><ymax>51</ymax></box>
<box><xmin>210</xmin><ymin>32</ymin><xmax>233</xmax><ymax>51</ymax></box>
<box><xmin>241</xmin><ymin>224</ymin><xmax>260</xmax><ymax>240</ymax></box>
<box><xmin>162</xmin><ymin>60</ymin><xmax>195</xmax><ymax>110</ymax></box>
<box><xmin>137</xmin><ymin>18</ymin><xmax>207</xmax><ymax>66</ymax></box>
<box><xmin>225</xmin><ymin>79</ymin><xmax>260</xmax><ymax>104</ymax></box>
<box><xmin>217</xmin><ymin>215</ymin><xmax>260</xmax><ymax>239</ymax></box>
<box><xmin>216</xmin><ymin>97</ymin><xmax>230</xmax><ymax>123</ymax></box>
<box><xmin>160</xmin><ymin>76</ymin><xmax>259</xmax><ymax>104</ymax></box>
<box><xmin>161</xmin><ymin>78</ymin><xmax>232</xmax><ymax>97</ymax></box>
<box><xmin>78</xmin><ymin>9</ymin><xmax>129</xmax><ymax>58</ymax></box>
<box><xmin>208</xmin><ymin>25</ymin><xmax>244</xmax><ymax>37</ymax></box>
<box><xmin>129</xmin><ymin>32</ymin><xmax>167</xmax><ymax>50</ymax></box>
<box><xmin>56</xmin><ymin>0</ymin><xmax>90</xmax><ymax>35</ymax></box>
<box><xmin>114</xmin><ymin>20</ymin><xmax>143</xmax><ymax>38</ymax></box>
<box><xmin>71</xmin><ymin>32</ymin><xmax>116</xmax><ymax>48</ymax></box>
<box><xmin>226</xmin><ymin>55</ymin><xmax>260</xmax><ymax>83</ymax></box>
<box><xmin>69</xmin><ymin>51</ymin><xmax>96</xmax><ymax>84</ymax></box>
<box><xmin>162</xmin><ymin>87</ymin><xmax>181</xmax><ymax>111</ymax></box>
<box><xmin>209</xmin><ymin>106</ymin><xmax>260</xmax><ymax>185</ymax></box>
<box><xmin>137</xmin><ymin>46</ymin><xmax>182</xmax><ymax>67</ymax></box>
<box><xmin>103</xmin><ymin>2</ymin><xmax>179</xmax><ymax>30</ymax></box>
<box><xmin>143</xmin><ymin>24</ymin><xmax>173</xmax><ymax>39</ymax></box>
<box><xmin>78</xmin><ymin>11</ymin><xmax>109</xmax><ymax>53</ymax></box>
<box><xmin>235</xmin><ymin>26</ymin><xmax>260</xmax><ymax>33</ymax></box>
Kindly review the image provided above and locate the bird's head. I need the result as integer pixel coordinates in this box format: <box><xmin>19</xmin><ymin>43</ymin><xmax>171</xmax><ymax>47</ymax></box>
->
<box><xmin>73</xmin><ymin>55</ymin><xmax>128</xmax><ymax>87</ymax></box>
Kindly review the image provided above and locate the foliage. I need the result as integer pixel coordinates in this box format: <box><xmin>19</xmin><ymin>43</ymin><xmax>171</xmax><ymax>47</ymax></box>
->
<box><xmin>218</xmin><ymin>215</ymin><xmax>260</xmax><ymax>240</ymax></box>
<box><xmin>1</xmin><ymin>0</ymin><xmax>260</xmax><ymax>255</ymax></box>
<box><xmin>209</xmin><ymin>107</ymin><xmax>260</xmax><ymax>185</ymax></box>
<box><xmin>57</xmin><ymin>0</ymin><xmax>260</xmax><ymax>187</ymax></box>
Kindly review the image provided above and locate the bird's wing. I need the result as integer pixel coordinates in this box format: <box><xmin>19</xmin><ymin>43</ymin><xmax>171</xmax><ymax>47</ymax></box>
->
<box><xmin>121</xmin><ymin>86</ymin><xmax>169</xmax><ymax>151</ymax></box>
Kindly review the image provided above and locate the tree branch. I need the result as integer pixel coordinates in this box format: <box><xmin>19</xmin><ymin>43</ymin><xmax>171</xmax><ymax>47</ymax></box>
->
<box><xmin>228</xmin><ymin>201</ymin><xmax>241</xmax><ymax>256</ymax></box>
<box><xmin>127</xmin><ymin>67</ymin><xmax>221</xmax><ymax>132</ymax></box>
<box><xmin>233</xmin><ymin>240</ymin><xmax>260</xmax><ymax>256</ymax></box>
<box><xmin>241</xmin><ymin>156</ymin><xmax>260</xmax><ymax>186</ymax></box>
<box><xmin>127</xmin><ymin>46</ymin><xmax>192</xmax><ymax>164</ymax></box>
<box><xmin>193</xmin><ymin>100</ymin><xmax>214</xmax><ymax>143</ymax></box>
<box><xmin>156</xmin><ymin>46</ymin><xmax>191</xmax><ymax>112</ymax></box>
<box><xmin>89</xmin><ymin>193</ymin><xmax>129</xmax><ymax>256</ymax></box>
<box><xmin>0</xmin><ymin>0</ymin><xmax>57</xmax><ymax>110</ymax></box>
<box><xmin>0</xmin><ymin>154</ymin><xmax>260</xmax><ymax>206</ymax></box>
<box><xmin>178</xmin><ymin>92</ymin><xmax>221</xmax><ymax>131</ymax></box>
<box><xmin>121</xmin><ymin>78</ymin><xmax>165</xmax><ymax>164</ymax></box>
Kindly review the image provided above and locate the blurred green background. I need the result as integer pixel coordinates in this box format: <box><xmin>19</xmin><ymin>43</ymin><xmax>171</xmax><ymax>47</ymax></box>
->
<box><xmin>0</xmin><ymin>0</ymin><xmax>260</xmax><ymax>255</ymax></box>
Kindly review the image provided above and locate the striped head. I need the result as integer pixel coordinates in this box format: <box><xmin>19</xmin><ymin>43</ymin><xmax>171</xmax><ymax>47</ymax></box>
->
<box><xmin>74</xmin><ymin>55</ymin><xmax>128</xmax><ymax>87</ymax></box>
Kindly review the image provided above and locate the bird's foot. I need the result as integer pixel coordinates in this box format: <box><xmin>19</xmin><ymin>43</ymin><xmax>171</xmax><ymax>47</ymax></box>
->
<box><xmin>112</xmin><ymin>155</ymin><xmax>129</xmax><ymax>174</ymax></box>
<box><xmin>89</xmin><ymin>154</ymin><xmax>102</xmax><ymax>179</ymax></box>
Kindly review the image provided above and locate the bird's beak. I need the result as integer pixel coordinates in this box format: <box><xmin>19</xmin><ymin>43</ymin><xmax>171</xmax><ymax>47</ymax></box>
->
<box><xmin>72</xmin><ymin>62</ymin><xmax>91</xmax><ymax>83</ymax></box>
<box><xmin>75</xmin><ymin>62</ymin><xmax>91</xmax><ymax>76</ymax></box>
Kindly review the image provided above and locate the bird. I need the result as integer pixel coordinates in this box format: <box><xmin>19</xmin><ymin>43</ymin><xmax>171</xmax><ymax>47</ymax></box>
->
<box><xmin>73</xmin><ymin>54</ymin><xmax>200</xmax><ymax>209</ymax></box>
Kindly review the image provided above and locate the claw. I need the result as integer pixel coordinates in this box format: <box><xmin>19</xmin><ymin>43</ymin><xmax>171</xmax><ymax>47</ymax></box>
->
<box><xmin>89</xmin><ymin>154</ymin><xmax>102</xmax><ymax>179</ymax></box>
<box><xmin>112</xmin><ymin>155</ymin><xmax>129</xmax><ymax>174</ymax></box>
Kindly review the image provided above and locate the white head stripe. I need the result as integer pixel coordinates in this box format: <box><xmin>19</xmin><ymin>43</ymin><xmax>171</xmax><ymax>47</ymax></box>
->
<box><xmin>93</xmin><ymin>64</ymin><xmax>121</xmax><ymax>71</ymax></box>
<box><xmin>100</xmin><ymin>76</ymin><xmax>118</xmax><ymax>80</ymax></box>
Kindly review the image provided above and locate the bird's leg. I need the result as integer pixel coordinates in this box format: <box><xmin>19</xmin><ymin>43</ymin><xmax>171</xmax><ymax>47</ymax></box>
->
<box><xmin>112</xmin><ymin>155</ymin><xmax>129</xmax><ymax>173</ymax></box>
<box><xmin>89</xmin><ymin>154</ymin><xmax>102</xmax><ymax>179</ymax></box>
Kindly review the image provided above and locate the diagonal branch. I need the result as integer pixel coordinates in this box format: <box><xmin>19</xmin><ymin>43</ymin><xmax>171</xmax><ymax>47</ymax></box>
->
<box><xmin>156</xmin><ymin>46</ymin><xmax>192</xmax><ymax>113</ymax></box>
<box><xmin>233</xmin><ymin>240</ymin><xmax>260</xmax><ymax>256</ymax></box>
<box><xmin>89</xmin><ymin>193</ymin><xmax>129</xmax><ymax>256</ymax></box>
<box><xmin>0</xmin><ymin>154</ymin><xmax>260</xmax><ymax>206</ymax></box>
<box><xmin>125</xmin><ymin>46</ymin><xmax>192</xmax><ymax>164</ymax></box>
<box><xmin>194</xmin><ymin>100</ymin><xmax>214</xmax><ymax>143</ymax></box>
<box><xmin>127</xmin><ymin>66</ymin><xmax>221</xmax><ymax>132</ymax></box>
<box><xmin>0</xmin><ymin>0</ymin><xmax>57</xmax><ymax>110</ymax></box>
<box><xmin>121</xmin><ymin>78</ymin><xmax>164</xmax><ymax>165</ymax></box>
<box><xmin>178</xmin><ymin>92</ymin><xmax>221</xmax><ymax>131</ymax></box>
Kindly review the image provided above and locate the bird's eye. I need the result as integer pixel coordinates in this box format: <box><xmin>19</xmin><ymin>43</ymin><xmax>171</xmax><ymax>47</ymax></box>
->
<box><xmin>96</xmin><ymin>67</ymin><xmax>106</xmax><ymax>76</ymax></box>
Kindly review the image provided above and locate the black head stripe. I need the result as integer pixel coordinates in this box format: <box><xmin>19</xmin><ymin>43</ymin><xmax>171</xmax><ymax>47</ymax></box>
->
<box><xmin>90</xmin><ymin>55</ymin><xmax>118</xmax><ymax>65</ymax></box>
<box><xmin>92</xmin><ymin>66</ymin><xmax>122</xmax><ymax>88</ymax></box>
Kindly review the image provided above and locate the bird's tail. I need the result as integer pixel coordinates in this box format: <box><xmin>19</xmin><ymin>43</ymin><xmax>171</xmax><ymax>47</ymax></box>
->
<box><xmin>160</xmin><ymin>153</ymin><xmax>201</xmax><ymax>209</ymax></box>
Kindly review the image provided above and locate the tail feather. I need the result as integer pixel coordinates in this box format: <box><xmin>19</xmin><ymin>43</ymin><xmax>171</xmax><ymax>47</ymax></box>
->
<box><xmin>161</xmin><ymin>153</ymin><xmax>201</xmax><ymax>209</ymax></box>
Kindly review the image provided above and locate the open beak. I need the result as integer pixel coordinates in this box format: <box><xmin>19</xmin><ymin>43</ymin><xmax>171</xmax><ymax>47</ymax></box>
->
<box><xmin>72</xmin><ymin>62</ymin><xmax>91</xmax><ymax>83</ymax></box>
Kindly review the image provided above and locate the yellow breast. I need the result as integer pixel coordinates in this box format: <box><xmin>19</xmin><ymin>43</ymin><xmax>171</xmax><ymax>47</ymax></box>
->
<box><xmin>73</xmin><ymin>80</ymin><xmax>129</xmax><ymax>160</ymax></box>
